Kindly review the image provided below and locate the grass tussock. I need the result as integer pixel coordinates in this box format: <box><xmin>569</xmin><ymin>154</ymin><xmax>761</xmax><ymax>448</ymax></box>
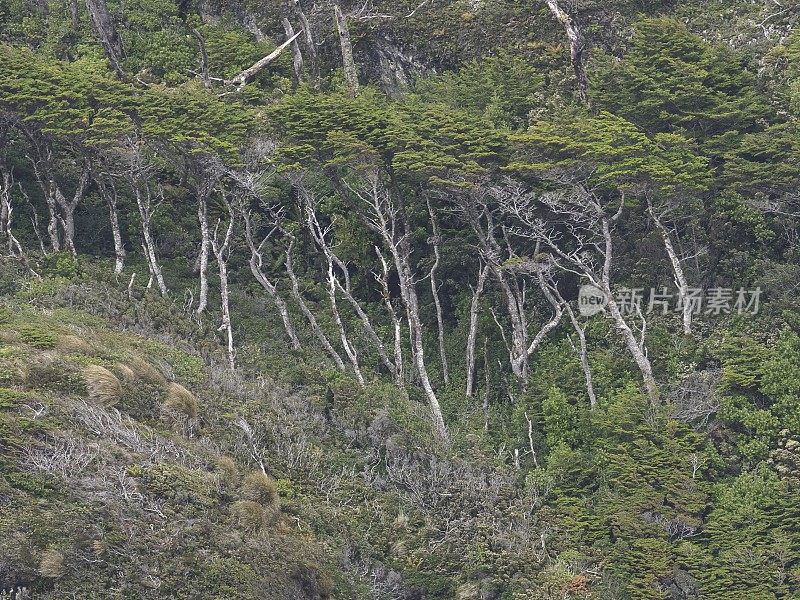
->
<box><xmin>231</xmin><ymin>500</ymin><xmax>266</xmax><ymax>532</ymax></box>
<box><xmin>241</xmin><ymin>471</ymin><xmax>279</xmax><ymax>507</ymax></box>
<box><xmin>113</xmin><ymin>362</ymin><xmax>135</xmax><ymax>383</ymax></box>
<box><xmin>164</xmin><ymin>382</ymin><xmax>197</xmax><ymax>419</ymax></box>
<box><xmin>56</xmin><ymin>334</ymin><xmax>95</xmax><ymax>355</ymax></box>
<box><xmin>38</xmin><ymin>548</ymin><xmax>65</xmax><ymax>579</ymax></box>
<box><xmin>83</xmin><ymin>365</ymin><xmax>122</xmax><ymax>406</ymax></box>
<box><xmin>128</xmin><ymin>356</ymin><xmax>167</xmax><ymax>386</ymax></box>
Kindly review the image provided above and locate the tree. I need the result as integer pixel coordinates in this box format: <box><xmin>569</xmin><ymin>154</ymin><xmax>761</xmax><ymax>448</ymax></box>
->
<box><xmin>139</xmin><ymin>82</ymin><xmax>253</xmax><ymax>313</ymax></box>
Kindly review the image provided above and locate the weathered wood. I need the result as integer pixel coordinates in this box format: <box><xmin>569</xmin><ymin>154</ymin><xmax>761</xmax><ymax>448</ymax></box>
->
<box><xmin>334</xmin><ymin>3</ymin><xmax>360</xmax><ymax>96</ymax></box>
<box><xmin>226</xmin><ymin>30</ymin><xmax>304</xmax><ymax>90</ymax></box>
<box><xmin>85</xmin><ymin>0</ymin><xmax>126</xmax><ymax>76</ymax></box>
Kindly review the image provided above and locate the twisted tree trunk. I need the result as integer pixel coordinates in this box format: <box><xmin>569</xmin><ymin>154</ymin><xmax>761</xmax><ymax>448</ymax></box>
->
<box><xmin>242</xmin><ymin>212</ymin><xmax>302</xmax><ymax>351</ymax></box>
<box><xmin>543</xmin><ymin>0</ymin><xmax>588</xmax><ymax>104</ymax></box>
<box><xmin>96</xmin><ymin>177</ymin><xmax>126</xmax><ymax>275</ymax></box>
<box><xmin>334</xmin><ymin>3</ymin><xmax>359</xmax><ymax>96</ymax></box>
<box><xmin>426</xmin><ymin>198</ymin><xmax>449</xmax><ymax>385</ymax></box>
<box><xmin>465</xmin><ymin>262</ymin><xmax>489</xmax><ymax>397</ymax></box>
<box><xmin>85</xmin><ymin>0</ymin><xmax>125</xmax><ymax>76</ymax></box>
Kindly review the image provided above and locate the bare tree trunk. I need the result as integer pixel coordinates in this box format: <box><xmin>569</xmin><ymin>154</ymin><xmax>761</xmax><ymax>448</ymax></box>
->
<box><xmin>28</xmin><ymin>156</ymin><xmax>61</xmax><ymax>252</ymax></box>
<box><xmin>134</xmin><ymin>183</ymin><xmax>167</xmax><ymax>295</ymax></box>
<box><xmin>526</xmin><ymin>269</ymin><xmax>564</xmax><ymax>360</ymax></box>
<box><xmin>492</xmin><ymin>263</ymin><xmax>529</xmax><ymax>383</ymax></box>
<box><xmin>85</xmin><ymin>0</ymin><xmax>125</xmax><ymax>76</ymax></box>
<box><xmin>466</xmin><ymin>262</ymin><xmax>489</xmax><ymax>397</ymax></box>
<box><xmin>568</xmin><ymin>304</ymin><xmax>596</xmax><ymax>409</ymax></box>
<box><xmin>375</xmin><ymin>247</ymin><xmax>404</xmax><ymax>385</ymax></box>
<box><xmin>389</xmin><ymin>214</ymin><xmax>446</xmax><ymax>441</ymax></box>
<box><xmin>96</xmin><ymin>178</ymin><xmax>126</xmax><ymax>275</ymax></box>
<box><xmin>284</xmin><ymin>235</ymin><xmax>346</xmax><ymax>370</ymax></box>
<box><xmin>210</xmin><ymin>201</ymin><xmax>236</xmax><ymax>370</ymax></box>
<box><xmin>196</xmin><ymin>191</ymin><xmax>210</xmax><ymax>314</ymax></box>
<box><xmin>340</xmin><ymin>175</ymin><xmax>445</xmax><ymax>440</ymax></box>
<box><xmin>543</xmin><ymin>0</ymin><xmax>588</xmax><ymax>104</ymax></box>
<box><xmin>282</xmin><ymin>18</ymin><xmax>304</xmax><ymax>88</ymax></box>
<box><xmin>0</xmin><ymin>166</ymin><xmax>30</xmax><ymax>271</ymax></box>
<box><xmin>647</xmin><ymin>198</ymin><xmax>693</xmax><ymax>335</ymax></box>
<box><xmin>426</xmin><ymin>198</ymin><xmax>449</xmax><ymax>385</ymax></box>
<box><xmin>499</xmin><ymin>183</ymin><xmax>657</xmax><ymax>405</ymax></box>
<box><xmin>334</xmin><ymin>3</ymin><xmax>359</xmax><ymax>96</ymax></box>
<box><xmin>405</xmin><ymin>278</ymin><xmax>447</xmax><ymax>441</ymax></box>
<box><xmin>69</xmin><ymin>0</ymin><xmax>79</xmax><ymax>30</ymax></box>
<box><xmin>191</xmin><ymin>28</ymin><xmax>211</xmax><ymax>88</ymax></box>
<box><xmin>294</xmin><ymin>0</ymin><xmax>320</xmax><ymax>90</ymax></box>
<box><xmin>52</xmin><ymin>161</ymin><xmax>90</xmax><ymax>257</ymax></box>
<box><xmin>18</xmin><ymin>183</ymin><xmax>46</xmax><ymax>255</ymax></box>
<box><xmin>304</xmin><ymin>196</ymin><xmax>395</xmax><ymax>374</ymax></box>
<box><xmin>327</xmin><ymin>263</ymin><xmax>364</xmax><ymax>385</ymax></box>
<box><xmin>45</xmin><ymin>190</ymin><xmax>60</xmax><ymax>251</ymax></box>
<box><xmin>482</xmin><ymin>337</ymin><xmax>490</xmax><ymax>432</ymax></box>
<box><xmin>549</xmin><ymin>281</ymin><xmax>596</xmax><ymax>409</ymax></box>
<box><xmin>242</xmin><ymin>211</ymin><xmax>302</xmax><ymax>351</ymax></box>
<box><xmin>226</xmin><ymin>30</ymin><xmax>304</xmax><ymax>89</ymax></box>
<box><xmin>599</xmin><ymin>217</ymin><xmax>658</xmax><ymax>404</ymax></box>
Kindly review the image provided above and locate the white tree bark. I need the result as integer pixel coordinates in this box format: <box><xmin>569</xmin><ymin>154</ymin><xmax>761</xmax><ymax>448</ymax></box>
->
<box><xmin>548</xmin><ymin>279</ymin><xmax>596</xmax><ymax>409</ymax></box>
<box><xmin>133</xmin><ymin>182</ymin><xmax>167</xmax><ymax>295</ymax></box>
<box><xmin>426</xmin><ymin>198</ymin><xmax>449</xmax><ymax>385</ymax></box>
<box><xmin>210</xmin><ymin>196</ymin><xmax>236</xmax><ymax>370</ymax></box>
<box><xmin>375</xmin><ymin>246</ymin><xmax>404</xmax><ymax>385</ymax></box>
<box><xmin>647</xmin><ymin>197</ymin><xmax>693</xmax><ymax>335</ymax></box>
<box><xmin>303</xmin><ymin>195</ymin><xmax>396</xmax><ymax>375</ymax></box>
<box><xmin>327</xmin><ymin>263</ymin><xmax>364</xmax><ymax>385</ymax></box>
<box><xmin>334</xmin><ymin>3</ymin><xmax>359</xmax><ymax>96</ymax></box>
<box><xmin>342</xmin><ymin>175</ymin><xmax>446</xmax><ymax>441</ymax></box>
<box><xmin>284</xmin><ymin>234</ymin><xmax>346</xmax><ymax>371</ymax></box>
<box><xmin>293</xmin><ymin>0</ymin><xmax>320</xmax><ymax>90</ymax></box>
<box><xmin>497</xmin><ymin>182</ymin><xmax>659</xmax><ymax>405</ymax></box>
<box><xmin>196</xmin><ymin>190</ymin><xmax>211</xmax><ymax>314</ymax></box>
<box><xmin>465</xmin><ymin>261</ymin><xmax>489</xmax><ymax>397</ymax></box>
<box><xmin>96</xmin><ymin>177</ymin><xmax>126</xmax><ymax>275</ymax></box>
<box><xmin>242</xmin><ymin>210</ymin><xmax>302</xmax><ymax>351</ymax></box>
<box><xmin>85</xmin><ymin>0</ymin><xmax>126</xmax><ymax>76</ymax></box>
<box><xmin>0</xmin><ymin>163</ymin><xmax>36</xmax><ymax>277</ymax></box>
<box><xmin>282</xmin><ymin>18</ymin><xmax>304</xmax><ymax>87</ymax></box>
<box><xmin>542</xmin><ymin>0</ymin><xmax>588</xmax><ymax>104</ymax></box>
<box><xmin>226</xmin><ymin>30</ymin><xmax>304</xmax><ymax>89</ymax></box>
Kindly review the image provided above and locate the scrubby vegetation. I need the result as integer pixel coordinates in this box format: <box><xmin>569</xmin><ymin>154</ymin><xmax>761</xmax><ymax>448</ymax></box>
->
<box><xmin>0</xmin><ymin>0</ymin><xmax>799</xmax><ymax>598</ymax></box>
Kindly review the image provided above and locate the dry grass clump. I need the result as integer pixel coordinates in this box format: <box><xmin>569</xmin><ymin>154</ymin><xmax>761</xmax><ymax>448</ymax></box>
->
<box><xmin>241</xmin><ymin>471</ymin><xmax>279</xmax><ymax>507</ymax></box>
<box><xmin>0</xmin><ymin>328</ymin><xmax>19</xmax><ymax>344</ymax></box>
<box><xmin>56</xmin><ymin>334</ymin><xmax>95</xmax><ymax>355</ymax></box>
<box><xmin>216</xmin><ymin>456</ymin><xmax>240</xmax><ymax>485</ymax></box>
<box><xmin>164</xmin><ymin>382</ymin><xmax>198</xmax><ymax>419</ymax></box>
<box><xmin>83</xmin><ymin>365</ymin><xmax>122</xmax><ymax>406</ymax></box>
<box><xmin>128</xmin><ymin>356</ymin><xmax>167</xmax><ymax>386</ymax></box>
<box><xmin>230</xmin><ymin>500</ymin><xmax>281</xmax><ymax>532</ymax></box>
<box><xmin>38</xmin><ymin>548</ymin><xmax>65</xmax><ymax>579</ymax></box>
<box><xmin>112</xmin><ymin>362</ymin><xmax>135</xmax><ymax>383</ymax></box>
<box><xmin>230</xmin><ymin>500</ymin><xmax>266</xmax><ymax>533</ymax></box>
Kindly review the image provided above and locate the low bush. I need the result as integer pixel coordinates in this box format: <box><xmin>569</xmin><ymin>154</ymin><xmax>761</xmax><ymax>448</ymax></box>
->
<box><xmin>19</xmin><ymin>326</ymin><xmax>56</xmax><ymax>350</ymax></box>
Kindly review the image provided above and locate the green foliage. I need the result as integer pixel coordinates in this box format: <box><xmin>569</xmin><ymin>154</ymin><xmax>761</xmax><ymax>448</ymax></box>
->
<box><xmin>415</xmin><ymin>51</ymin><xmax>545</xmax><ymax>129</ymax></box>
<box><xmin>511</xmin><ymin>108</ymin><xmax>710</xmax><ymax>194</ymax></box>
<box><xmin>19</xmin><ymin>324</ymin><xmax>56</xmax><ymax>349</ymax></box>
<box><xmin>541</xmin><ymin>387</ymin><xmax>579</xmax><ymax>449</ymax></box>
<box><xmin>593</xmin><ymin>17</ymin><xmax>771</xmax><ymax>144</ymax></box>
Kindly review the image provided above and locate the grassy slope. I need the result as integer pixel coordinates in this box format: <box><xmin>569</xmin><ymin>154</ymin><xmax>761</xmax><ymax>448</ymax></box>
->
<box><xmin>0</xmin><ymin>259</ymin><xmax>542</xmax><ymax>599</ymax></box>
